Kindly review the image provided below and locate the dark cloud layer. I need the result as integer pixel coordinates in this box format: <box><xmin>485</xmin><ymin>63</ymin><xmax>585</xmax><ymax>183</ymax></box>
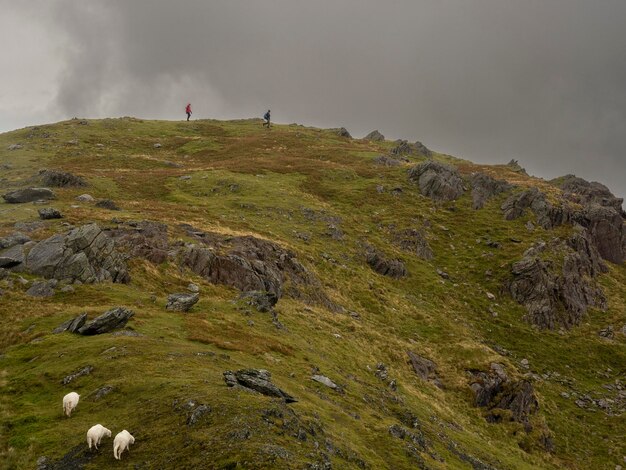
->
<box><xmin>3</xmin><ymin>1</ymin><xmax>626</xmax><ymax>201</ymax></box>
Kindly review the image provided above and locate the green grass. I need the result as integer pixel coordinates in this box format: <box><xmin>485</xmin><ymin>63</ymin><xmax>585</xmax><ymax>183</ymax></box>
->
<box><xmin>0</xmin><ymin>118</ymin><xmax>624</xmax><ymax>469</ymax></box>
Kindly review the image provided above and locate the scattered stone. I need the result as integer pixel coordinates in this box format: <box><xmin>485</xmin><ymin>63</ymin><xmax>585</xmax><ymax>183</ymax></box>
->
<box><xmin>390</xmin><ymin>140</ymin><xmax>432</xmax><ymax>158</ymax></box>
<box><xmin>390</xmin><ymin>187</ymin><xmax>403</xmax><ymax>196</ymax></box>
<box><xmin>38</xmin><ymin>169</ymin><xmax>86</xmax><ymax>187</ymax></box>
<box><xmin>364</xmin><ymin>130</ymin><xmax>385</xmax><ymax>141</ymax></box>
<box><xmin>94</xmin><ymin>385</ymin><xmax>114</xmax><ymax>400</ymax></box>
<box><xmin>38</xmin><ymin>208</ymin><xmax>62</xmax><ymax>220</ymax></box>
<box><xmin>375</xmin><ymin>363</ymin><xmax>388</xmax><ymax>381</ymax></box>
<box><xmin>486</xmin><ymin>292</ymin><xmax>495</xmax><ymax>300</ymax></box>
<box><xmin>76</xmin><ymin>194</ymin><xmax>94</xmax><ymax>202</ymax></box>
<box><xmin>187</xmin><ymin>283</ymin><xmax>199</xmax><ymax>293</ymax></box>
<box><xmin>95</xmin><ymin>199</ymin><xmax>120</xmax><ymax>210</ymax></box>
<box><xmin>0</xmin><ymin>232</ymin><xmax>30</xmax><ymax>250</ymax></box>
<box><xmin>408</xmin><ymin>161</ymin><xmax>465</xmax><ymax>202</ymax></box>
<box><xmin>166</xmin><ymin>292</ymin><xmax>199</xmax><ymax>312</ymax></box>
<box><xmin>26</xmin><ymin>279</ymin><xmax>57</xmax><ymax>297</ymax></box>
<box><xmin>0</xmin><ymin>244</ymin><xmax>26</xmax><ymax>268</ymax></box>
<box><xmin>53</xmin><ymin>313</ymin><xmax>88</xmax><ymax>333</ymax></box>
<box><xmin>61</xmin><ymin>365</ymin><xmax>93</xmax><ymax>385</ymax></box>
<box><xmin>179</xmin><ymin>175</ymin><xmax>192</xmax><ymax>180</ymax></box>
<box><xmin>392</xmin><ymin>228</ymin><xmax>434</xmax><ymax>260</ymax></box>
<box><xmin>436</xmin><ymin>268</ymin><xmax>449</xmax><ymax>279</ymax></box>
<box><xmin>153</xmin><ymin>143</ymin><xmax>162</xmax><ymax>148</ymax></box>
<box><xmin>520</xmin><ymin>359</ymin><xmax>530</xmax><ymax>368</ymax></box>
<box><xmin>2</xmin><ymin>188</ymin><xmax>55</xmax><ymax>204</ymax></box>
<box><xmin>8</xmin><ymin>144</ymin><xmax>23</xmax><ymax>150</ymax></box>
<box><xmin>60</xmin><ymin>285</ymin><xmax>75</xmax><ymax>293</ymax></box>
<box><xmin>237</xmin><ymin>290</ymin><xmax>278</xmax><ymax>313</ymax></box>
<box><xmin>599</xmin><ymin>326</ymin><xmax>614</xmax><ymax>339</ymax></box>
<box><xmin>312</xmin><ymin>375</ymin><xmax>339</xmax><ymax>390</ymax></box>
<box><xmin>77</xmin><ymin>307</ymin><xmax>134</xmax><ymax>335</ymax></box>
<box><xmin>223</xmin><ymin>369</ymin><xmax>297</xmax><ymax>403</ymax></box>
<box><xmin>67</xmin><ymin>140</ymin><xmax>78</xmax><ymax>145</ymax></box>
<box><xmin>525</xmin><ymin>221</ymin><xmax>535</xmax><ymax>231</ymax></box>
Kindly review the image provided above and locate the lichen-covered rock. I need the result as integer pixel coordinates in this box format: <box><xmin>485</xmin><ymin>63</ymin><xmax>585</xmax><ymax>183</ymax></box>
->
<box><xmin>372</xmin><ymin>155</ymin><xmax>403</xmax><ymax>167</ymax></box>
<box><xmin>53</xmin><ymin>313</ymin><xmax>88</xmax><ymax>333</ymax></box>
<box><xmin>0</xmin><ymin>232</ymin><xmax>30</xmax><ymax>250</ymax></box>
<box><xmin>224</xmin><ymin>369</ymin><xmax>297</xmax><ymax>403</ymax></box>
<box><xmin>77</xmin><ymin>307</ymin><xmax>134</xmax><ymax>335</ymax></box>
<box><xmin>407</xmin><ymin>351</ymin><xmax>442</xmax><ymax>387</ymax></box>
<box><xmin>25</xmin><ymin>223</ymin><xmax>129</xmax><ymax>283</ymax></box>
<box><xmin>335</xmin><ymin>127</ymin><xmax>352</xmax><ymax>138</ymax></box>
<box><xmin>390</xmin><ymin>140</ymin><xmax>432</xmax><ymax>158</ymax></box>
<box><xmin>95</xmin><ymin>199</ymin><xmax>120</xmax><ymax>210</ymax></box>
<box><xmin>509</xmin><ymin>230</ymin><xmax>607</xmax><ymax>329</ymax></box>
<box><xmin>107</xmin><ymin>220</ymin><xmax>170</xmax><ymax>264</ymax></box>
<box><xmin>0</xmin><ymin>244</ymin><xmax>26</xmax><ymax>268</ymax></box>
<box><xmin>236</xmin><ymin>290</ymin><xmax>278</xmax><ymax>312</ymax></box>
<box><xmin>38</xmin><ymin>208</ymin><xmax>62</xmax><ymax>220</ymax></box>
<box><xmin>26</xmin><ymin>279</ymin><xmax>57</xmax><ymax>297</ymax></box>
<box><xmin>2</xmin><ymin>188</ymin><xmax>55</xmax><ymax>203</ymax></box>
<box><xmin>166</xmin><ymin>292</ymin><xmax>199</xmax><ymax>312</ymax></box>
<box><xmin>471</xmin><ymin>173</ymin><xmax>513</xmax><ymax>210</ymax></box>
<box><xmin>408</xmin><ymin>161</ymin><xmax>464</xmax><ymax>202</ymax></box>
<box><xmin>364</xmin><ymin>130</ymin><xmax>385</xmax><ymax>141</ymax></box>
<box><xmin>555</xmin><ymin>174</ymin><xmax>624</xmax><ymax>212</ymax></box>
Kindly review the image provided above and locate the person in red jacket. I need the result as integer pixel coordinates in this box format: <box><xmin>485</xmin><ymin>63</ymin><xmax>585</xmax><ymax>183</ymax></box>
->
<box><xmin>185</xmin><ymin>103</ymin><xmax>192</xmax><ymax>121</ymax></box>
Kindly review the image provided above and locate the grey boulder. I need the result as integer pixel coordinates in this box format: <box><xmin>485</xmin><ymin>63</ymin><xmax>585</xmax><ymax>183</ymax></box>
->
<box><xmin>53</xmin><ymin>313</ymin><xmax>88</xmax><ymax>333</ymax></box>
<box><xmin>26</xmin><ymin>279</ymin><xmax>58</xmax><ymax>297</ymax></box>
<box><xmin>0</xmin><ymin>244</ymin><xmax>26</xmax><ymax>268</ymax></box>
<box><xmin>364</xmin><ymin>130</ymin><xmax>385</xmax><ymax>141</ymax></box>
<box><xmin>2</xmin><ymin>188</ymin><xmax>55</xmax><ymax>203</ymax></box>
<box><xmin>224</xmin><ymin>369</ymin><xmax>297</xmax><ymax>403</ymax></box>
<box><xmin>77</xmin><ymin>307</ymin><xmax>134</xmax><ymax>335</ymax></box>
<box><xmin>166</xmin><ymin>292</ymin><xmax>199</xmax><ymax>312</ymax></box>
<box><xmin>408</xmin><ymin>161</ymin><xmax>465</xmax><ymax>202</ymax></box>
<box><xmin>38</xmin><ymin>208</ymin><xmax>63</xmax><ymax>220</ymax></box>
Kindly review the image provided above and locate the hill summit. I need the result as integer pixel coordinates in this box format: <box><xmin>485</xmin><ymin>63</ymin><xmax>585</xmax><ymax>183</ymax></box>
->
<box><xmin>1</xmin><ymin>118</ymin><xmax>625</xmax><ymax>469</ymax></box>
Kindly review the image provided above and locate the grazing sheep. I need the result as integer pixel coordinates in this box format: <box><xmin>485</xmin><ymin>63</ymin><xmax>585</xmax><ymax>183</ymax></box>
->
<box><xmin>62</xmin><ymin>392</ymin><xmax>80</xmax><ymax>417</ymax></box>
<box><xmin>87</xmin><ymin>424</ymin><xmax>111</xmax><ymax>450</ymax></box>
<box><xmin>113</xmin><ymin>430</ymin><xmax>135</xmax><ymax>460</ymax></box>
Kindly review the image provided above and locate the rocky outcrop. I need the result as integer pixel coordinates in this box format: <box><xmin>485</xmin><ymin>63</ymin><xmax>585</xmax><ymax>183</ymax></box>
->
<box><xmin>76</xmin><ymin>307</ymin><xmax>134</xmax><ymax>335</ymax></box>
<box><xmin>179</xmin><ymin>225</ymin><xmax>338</xmax><ymax>311</ymax></box>
<box><xmin>107</xmin><ymin>220</ymin><xmax>170</xmax><ymax>264</ymax></box>
<box><xmin>407</xmin><ymin>351</ymin><xmax>442</xmax><ymax>388</ymax></box>
<box><xmin>501</xmin><ymin>187</ymin><xmax>571</xmax><ymax>229</ymax></box>
<box><xmin>37</xmin><ymin>169</ymin><xmax>86</xmax><ymax>187</ymax></box>
<box><xmin>0</xmin><ymin>232</ymin><xmax>30</xmax><ymax>249</ymax></box>
<box><xmin>471</xmin><ymin>173</ymin><xmax>513</xmax><ymax>210</ymax></box>
<box><xmin>26</xmin><ymin>279</ymin><xmax>57</xmax><ymax>297</ymax></box>
<box><xmin>554</xmin><ymin>174</ymin><xmax>624</xmax><ymax>213</ymax></box>
<box><xmin>365</xmin><ymin>247</ymin><xmax>407</xmax><ymax>279</ymax></box>
<box><xmin>24</xmin><ymin>223</ymin><xmax>129</xmax><ymax>283</ymax></box>
<box><xmin>236</xmin><ymin>290</ymin><xmax>278</xmax><ymax>312</ymax></box>
<box><xmin>53</xmin><ymin>313</ymin><xmax>88</xmax><ymax>333</ymax></box>
<box><xmin>2</xmin><ymin>188</ymin><xmax>55</xmax><ymax>203</ymax></box>
<box><xmin>95</xmin><ymin>199</ymin><xmax>120</xmax><ymax>210</ymax></box>
<box><xmin>508</xmin><ymin>230</ymin><xmax>607</xmax><ymax>329</ymax></box>
<box><xmin>0</xmin><ymin>244</ymin><xmax>26</xmax><ymax>268</ymax></box>
<box><xmin>364</xmin><ymin>130</ymin><xmax>385</xmax><ymax>141</ymax></box>
<box><xmin>408</xmin><ymin>161</ymin><xmax>465</xmax><ymax>202</ymax></box>
<box><xmin>61</xmin><ymin>365</ymin><xmax>93</xmax><ymax>385</ymax></box>
<box><xmin>390</xmin><ymin>140</ymin><xmax>432</xmax><ymax>158</ymax></box>
<box><xmin>166</xmin><ymin>292</ymin><xmax>199</xmax><ymax>312</ymax></box>
<box><xmin>573</xmin><ymin>204</ymin><xmax>625</xmax><ymax>264</ymax></box>
<box><xmin>223</xmin><ymin>369</ymin><xmax>297</xmax><ymax>403</ymax></box>
<box><xmin>335</xmin><ymin>127</ymin><xmax>352</xmax><ymax>138</ymax></box>
<box><xmin>506</xmin><ymin>159</ymin><xmax>528</xmax><ymax>175</ymax></box>
<box><xmin>469</xmin><ymin>363</ymin><xmax>538</xmax><ymax>429</ymax></box>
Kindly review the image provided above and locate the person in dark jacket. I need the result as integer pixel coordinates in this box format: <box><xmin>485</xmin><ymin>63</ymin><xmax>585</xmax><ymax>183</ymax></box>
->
<box><xmin>185</xmin><ymin>103</ymin><xmax>192</xmax><ymax>121</ymax></box>
<box><xmin>263</xmin><ymin>109</ymin><xmax>271</xmax><ymax>128</ymax></box>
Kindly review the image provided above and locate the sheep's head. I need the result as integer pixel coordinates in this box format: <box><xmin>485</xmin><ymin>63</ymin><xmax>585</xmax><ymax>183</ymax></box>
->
<box><xmin>105</xmin><ymin>429</ymin><xmax>112</xmax><ymax>437</ymax></box>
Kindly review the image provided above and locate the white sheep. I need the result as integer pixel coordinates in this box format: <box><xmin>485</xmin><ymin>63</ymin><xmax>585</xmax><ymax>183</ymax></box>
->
<box><xmin>86</xmin><ymin>424</ymin><xmax>111</xmax><ymax>450</ymax></box>
<box><xmin>62</xmin><ymin>392</ymin><xmax>80</xmax><ymax>417</ymax></box>
<box><xmin>113</xmin><ymin>430</ymin><xmax>135</xmax><ymax>460</ymax></box>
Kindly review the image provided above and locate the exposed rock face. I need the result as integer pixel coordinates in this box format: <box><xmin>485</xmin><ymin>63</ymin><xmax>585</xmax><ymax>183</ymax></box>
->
<box><xmin>365</xmin><ymin>247</ymin><xmax>407</xmax><ymax>278</ymax></box>
<box><xmin>392</xmin><ymin>228</ymin><xmax>434</xmax><ymax>260</ymax></box>
<box><xmin>2</xmin><ymin>188</ymin><xmax>55</xmax><ymax>203</ymax></box>
<box><xmin>53</xmin><ymin>313</ymin><xmax>88</xmax><ymax>333</ymax></box>
<box><xmin>77</xmin><ymin>307</ymin><xmax>134</xmax><ymax>335</ymax></box>
<box><xmin>61</xmin><ymin>365</ymin><xmax>93</xmax><ymax>385</ymax></box>
<box><xmin>408</xmin><ymin>161</ymin><xmax>465</xmax><ymax>202</ymax></box>
<box><xmin>469</xmin><ymin>363</ymin><xmax>538</xmax><ymax>428</ymax></box>
<box><xmin>372</xmin><ymin>155</ymin><xmax>403</xmax><ymax>167</ymax></box>
<box><xmin>223</xmin><ymin>369</ymin><xmax>297</xmax><ymax>403</ymax></box>
<box><xmin>509</xmin><ymin>230</ymin><xmax>607</xmax><ymax>329</ymax></box>
<box><xmin>501</xmin><ymin>187</ymin><xmax>571</xmax><ymax>229</ymax></box>
<box><xmin>335</xmin><ymin>127</ymin><xmax>352</xmax><ymax>138</ymax></box>
<box><xmin>166</xmin><ymin>292</ymin><xmax>199</xmax><ymax>312</ymax></box>
<box><xmin>107</xmin><ymin>220</ymin><xmax>170</xmax><ymax>264</ymax></box>
<box><xmin>0</xmin><ymin>244</ymin><xmax>26</xmax><ymax>268</ymax></box>
<box><xmin>555</xmin><ymin>174</ymin><xmax>624</xmax><ymax>212</ymax></box>
<box><xmin>236</xmin><ymin>290</ymin><xmax>278</xmax><ymax>312</ymax></box>
<box><xmin>470</xmin><ymin>173</ymin><xmax>513</xmax><ymax>210</ymax></box>
<box><xmin>179</xmin><ymin>225</ymin><xmax>337</xmax><ymax>310</ymax></box>
<box><xmin>24</xmin><ymin>223</ymin><xmax>129</xmax><ymax>283</ymax></box>
<box><xmin>506</xmin><ymin>159</ymin><xmax>528</xmax><ymax>175</ymax></box>
<box><xmin>38</xmin><ymin>208</ymin><xmax>62</xmax><ymax>220</ymax></box>
<box><xmin>0</xmin><ymin>232</ymin><xmax>30</xmax><ymax>249</ymax></box>
<box><xmin>38</xmin><ymin>169</ymin><xmax>86</xmax><ymax>187</ymax></box>
<box><xmin>364</xmin><ymin>130</ymin><xmax>385</xmax><ymax>141</ymax></box>
<box><xmin>407</xmin><ymin>351</ymin><xmax>442</xmax><ymax>387</ymax></box>
<box><xmin>574</xmin><ymin>204</ymin><xmax>625</xmax><ymax>264</ymax></box>
<box><xmin>390</xmin><ymin>140</ymin><xmax>432</xmax><ymax>158</ymax></box>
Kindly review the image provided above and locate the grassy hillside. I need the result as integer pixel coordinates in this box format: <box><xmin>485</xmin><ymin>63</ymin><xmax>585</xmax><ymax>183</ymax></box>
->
<box><xmin>0</xmin><ymin>118</ymin><xmax>624</xmax><ymax>469</ymax></box>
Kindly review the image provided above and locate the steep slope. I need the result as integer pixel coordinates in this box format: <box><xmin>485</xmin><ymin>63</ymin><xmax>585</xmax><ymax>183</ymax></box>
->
<box><xmin>0</xmin><ymin>118</ymin><xmax>624</xmax><ymax>469</ymax></box>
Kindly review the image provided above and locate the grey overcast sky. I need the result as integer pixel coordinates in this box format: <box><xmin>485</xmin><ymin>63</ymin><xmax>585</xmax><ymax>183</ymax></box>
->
<box><xmin>1</xmin><ymin>1</ymin><xmax>625</xmax><ymax>200</ymax></box>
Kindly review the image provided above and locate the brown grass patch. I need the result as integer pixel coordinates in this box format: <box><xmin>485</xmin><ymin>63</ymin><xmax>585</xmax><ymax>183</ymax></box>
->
<box><xmin>185</xmin><ymin>317</ymin><xmax>294</xmax><ymax>356</ymax></box>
